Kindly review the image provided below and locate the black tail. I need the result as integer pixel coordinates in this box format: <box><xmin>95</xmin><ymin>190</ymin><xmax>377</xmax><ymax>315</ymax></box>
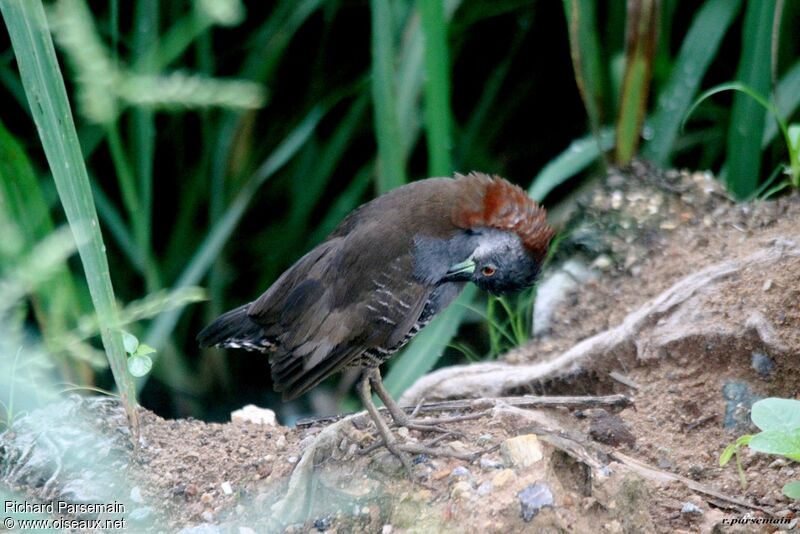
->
<box><xmin>197</xmin><ymin>303</ymin><xmax>274</xmax><ymax>352</ymax></box>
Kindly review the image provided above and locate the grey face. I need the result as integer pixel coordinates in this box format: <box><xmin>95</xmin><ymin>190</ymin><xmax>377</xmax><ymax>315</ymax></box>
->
<box><xmin>414</xmin><ymin>228</ymin><xmax>542</xmax><ymax>295</ymax></box>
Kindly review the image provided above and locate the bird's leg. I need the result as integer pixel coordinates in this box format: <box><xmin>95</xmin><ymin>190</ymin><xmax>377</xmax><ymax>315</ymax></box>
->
<box><xmin>368</xmin><ymin>368</ymin><xmax>482</xmax><ymax>432</ymax></box>
<box><xmin>357</xmin><ymin>369</ymin><xmax>415</xmax><ymax>478</ymax></box>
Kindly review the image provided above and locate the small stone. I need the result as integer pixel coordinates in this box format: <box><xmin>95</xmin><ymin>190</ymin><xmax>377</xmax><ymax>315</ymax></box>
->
<box><xmin>451</xmin><ymin>481</ymin><xmax>472</xmax><ymax>499</ymax></box>
<box><xmin>396</xmin><ymin>427</ymin><xmax>410</xmax><ymax>439</ymax></box>
<box><xmin>591</xmin><ymin>255</ymin><xmax>613</xmax><ymax>271</ymax></box>
<box><xmin>231</xmin><ymin>404</ymin><xmax>277</xmax><ymax>426</ymax></box>
<box><xmin>221</xmin><ymin>481</ymin><xmax>233</xmax><ymax>495</ymax></box>
<box><xmin>501</xmin><ymin>435</ymin><xmax>543</xmax><ymax>468</ymax></box>
<box><xmin>751</xmin><ymin>352</ymin><xmax>774</xmax><ymax>378</ymax></box>
<box><xmin>587</xmin><ymin>409</ymin><xmax>636</xmax><ymax>447</ymax></box>
<box><xmin>130</xmin><ymin>486</ymin><xmax>144</xmax><ymax>503</ymax></box>
<box><xmin>200</xmin><ymin>492</ymin><xmax>213</xmax><ymax>504</ymax></box>
<box><xmin>201</xmin><ymin>510</ymin><xmax>214</xmax><ymax>523</ymax></box>
<box><xmin>381</xmin><ymin>525</ymin><xmax>393</xmax><ymax>534</ymax></box>
<box><xmin>275</xmin><ymin>434</ymin><xmax>288</xmax><ymax>449</ymax></box>
<box><xmin>450</xmin><ymin>466</ymin><xmax>471</xmax><ymax>479</ymax></box>
<box><xmin>769</xmin><ymin>458</ymin><xmax>788</xmax><ymax>468</ymax></box>
<box><xmin>518</xmin><ymin>483</ymin><xmax>554</xmax><ymax>522</ymax></box>
<box><xmin>476</xmin><ymin>434</ymin><xmax>493</xmax><ymax>445</ymax></box>
<box><xmin>287</xmin><ymin>455</ymin><xmax>299</xmax><ymax>464</ymax></box>
<box><xmin>476</xmin><ymin>481</ymin><xmax>493</xmax><ymax>496</ymax></box>
<box><xmin>480</xmin><ymin>457</ymin><xmax>503</xmax><ymax>470</ymax></box>
<box><xmin>680</xmin><ymin>502</ymin><xmax>703</xmax><ymax>518</ymax></box>
<box><xmin>432</xmin><ymin>468</ymin><xmax>450</xmax><ymax>481</ymax></box>
<box><xmin>412</xmin><ymin>454</ymin><xmax>430</xmax><ymax>465</ymax></box>
<box><xmin>762</xmin><ymin>279</ymin><xmax>773</xmax><ymax>291</ymax></box>
<box><xmin>257</xmin><ymin>462</ymin><xmax>272</xmax><ymax>478</ymax></box>
<box><xmin>314</xmin><ymin>516</ymin><xmax>332</xmax><ymax>531</ymax></box>
<box><xmin>491</xmin><ymin>469</ymin><xmax>516</xmax><ymax>488</ymax></box>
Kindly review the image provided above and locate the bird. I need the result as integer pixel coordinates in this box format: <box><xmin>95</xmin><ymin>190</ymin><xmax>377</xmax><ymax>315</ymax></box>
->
<box><xmin>197</xmin><ymin>171</ymin><xmax>554</xmax><ymax>471</ymax></box>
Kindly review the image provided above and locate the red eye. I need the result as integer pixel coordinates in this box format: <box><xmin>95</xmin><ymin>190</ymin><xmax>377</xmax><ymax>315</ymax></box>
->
<box><xmin>481</xmin><ymin>265</ymin><xmax>496</xmax><ymax>277</ymax></box>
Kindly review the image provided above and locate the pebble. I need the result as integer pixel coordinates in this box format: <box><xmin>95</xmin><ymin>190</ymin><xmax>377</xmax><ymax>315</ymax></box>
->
<box><xmin>518</xmin><ymin>483</ymin><xmax>554</xmax><ymax>522</ymax></box>
<box><xmin>287</xmin><ymin>455</ymin><xmax>299</xmax><ymax>464</ymax></box>
<box><xmin>501</xmin><ymin>435</ymin><xmax>543</xmax><ymax>468</ymax></box>
<box><xmin>751</xmin><ymin>352</ymin><xmax>774</xmax><ymax>378</ymax></box>
<box><xmin>432</xmin><ymin>468</ymin><xmax>450</xmax><ymax>481</ymax></box>
<box><xmin>200</xmin><ymin>511</ymin><xmax>214</xmax><ymax>523</ymax></box>
<box><xmin>314</xmin><ymin>516</ymin><xmax>332</xmax><ymax>531</ymax></box>
<box><xmin>476</xmin><ymin>481</ymin><xmax>493</xmax><ymax>496</ymax></box>
<box><xmin>480</xmin><ymin>457</ymin><xmax>503</xmax><ymax>470</ymax></box>
<box><xmin>221</xmin><ymin>481</ymin><xmax>233</xmax><ymax>495</ymax></box>
<box><xmin>762</xmin><ymin>279</ymin><xmax>773</xmax><ymax>291</ymax></box>
<box><xmin>381</xmin><ymin>525</ymin><xmax>393</xmax><ymax>534</ymax></box>
<box><xmin>230</xmin><ymin>404</ymin><xmax>277</xmax><ymax>426</ymax></box>
<box><xmin>491</xmin><ymin>469</ymin><xmax>516</xmax><ymax>488</ymax></box>
<box><xmin>680</xmin><ymin>502</ymin><xmax>703</xmax><ymax>518</ymax></box>
<box><xmin>275</xmin><ymin>434</ymin><xmax>288</xmax><ymax>449</ymax></box>
<box><xmin>476</xmin><ymin>434</ymin><xmax>493</xmax><ymax>445</ymax></box>
<box><xmin>450</xmin><ymin>466</ymin><xmax>471</xmax><ymax>479</ymax></box>
<box><xmin>130</xmin><ymin>486</ymin><xmax>144</xmax><ymax>503</ymax></box>
<box><xmin>200</xmin><ymin>492</ymin><xmax>213</xmax><ymax>504</ymax></box>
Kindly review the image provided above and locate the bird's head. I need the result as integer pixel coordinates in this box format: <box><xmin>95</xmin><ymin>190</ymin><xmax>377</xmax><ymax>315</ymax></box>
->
<box><xmin>414</xmin><ymin>172</ymin><xmax>554</xmax><ymax>295</ymax></box>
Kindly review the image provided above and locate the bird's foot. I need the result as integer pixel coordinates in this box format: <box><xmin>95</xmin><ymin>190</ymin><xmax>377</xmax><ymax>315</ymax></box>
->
<box><xmin>389</xmin><ymin>410</ymin><xmax>489</xmax><ymax>436</ymax></box>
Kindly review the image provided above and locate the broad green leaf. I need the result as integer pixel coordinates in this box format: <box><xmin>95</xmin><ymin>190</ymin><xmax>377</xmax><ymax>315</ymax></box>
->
<box><xmin>748</xmin><ymin>429</ymin><xmax>800</xmax><ymax>461</ymax></box>
<box><xmin>751</xmin><ymin>398</ymin><xmax>800</xmax><ymax>432</ymax></box>
<box><xmin>127</xmin><ymin>354</ymin><xmax>153</xmax><ymax>377</ymax></box>
<box><xmin>783</xmin><ymin>481</ymin><xmax>800</xmax><ymax>500</ymax></box>
<box><xmin>122</xmin><ymin>331</ymin><xmax>139</xmax><ymax>354</ymax></box>
<box><xmin>135</xmin><ymin>343</ymin><xmax>156</xmax><ymax>356</ymax></box>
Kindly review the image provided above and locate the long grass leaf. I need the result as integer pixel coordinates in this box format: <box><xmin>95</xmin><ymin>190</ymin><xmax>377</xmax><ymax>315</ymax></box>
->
<box><xmin>643</xmin><ymin>0</ymin><xmax>742</xmax><ymax>165</ymax></box>
<box><xmin>725</xmin><ymin>0</ymin><xmax>776</xmax><ymax>199</ymax></box>
<box><xmin>418</xmin><ymin>0</ymin><xmax>453</xmax><ymax>175</ymax></box>
<box><xmin>763</xmin><ymin>60</ymin><xmax>800</xmax><ymax>147</ymax></box>
<box><xmin>370</xmin><ymin>0</ymin><xmax>407</xmax><ymax>192</ymax></box>
<box><xmin>563</xmin><ymin>0</ymin><xmax>606</xmax><ymax>139</ymax></box>
<box><xmin>615</xmin><ymin>0</ymin><xmax>659</xmax><ymax>164</ymax></box>
<box><xmin>1</xmin><ymin>0</ymin><xmax>138</xmax><ymax>427</ymax></box>
<box><xmin>529</xmin><ymin>127</ymin><xmax>614</xmax><ymax>202</ymax></box>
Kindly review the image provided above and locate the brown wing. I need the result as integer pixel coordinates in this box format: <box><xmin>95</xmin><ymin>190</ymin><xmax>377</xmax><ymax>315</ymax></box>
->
<box><xmin>248</xmin><ymin>218</ymin><xmax>431</xmax><ymax>400</ymax></box>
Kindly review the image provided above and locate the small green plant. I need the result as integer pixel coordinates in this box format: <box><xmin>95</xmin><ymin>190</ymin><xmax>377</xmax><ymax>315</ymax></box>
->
<box><xmin>720</xmin><ymin>397</ymin><xmax>800</xmax><ymax>500</ymax></box>
<box><xmin>685</xmin><ymin>82</ymin><xmax>800</xmax><ymax>197</ymax></box>
<box><xmin>122</xmin><ymin>331</ymin><xmax>156</xmax><ymax>378</ymax></box>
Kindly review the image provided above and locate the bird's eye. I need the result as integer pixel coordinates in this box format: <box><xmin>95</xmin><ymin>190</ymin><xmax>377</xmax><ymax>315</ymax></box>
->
<box><xmin>481</xmin><ymin>265</ymin><xmax>496</xmax><ymax>277</ymax></box>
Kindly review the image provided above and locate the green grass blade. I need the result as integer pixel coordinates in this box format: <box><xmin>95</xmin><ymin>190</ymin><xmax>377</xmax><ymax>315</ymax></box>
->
<box><xmin>384</xmin><ymin>285</ymin><xmax>477</xmax><ymax>398</ymax></box>
<box><xmin>529</xmin><ymin>127</ymin><xmax>614</xmax><ymax>202</ymax></box>
<box><xmin>563</xmin><ymin>0</ymin><xmax>606</xmax><ymax>139</ymax></box>
<box><xmin>643</xmin><ymin>0</ymin><xmax>742</xmax><ymax>165</ymax></box>
<box><xmin>418</xmin><ymin>0</ymin><xmax>453</xmax><ymax>175</ymax></box>
<box><xmin>370</xmin><ymin>0</ymin><xmax>407</xmax><ymax>192</ymax></box>
<box><xmin>1</xmin><ymin>0</ymin><xmax>138</xmax><ymax>426</ymax></box>
<box><xmin>763</xmin><ymin>60</ymin><xmax>800</xmax><ymax>148</ymax></box>
<box><xmin>615</xmin><ymin>0</ymin><xmax>659</xmax><ymax>165</ymax></box>
<box><xmin>725</xmin><ymin>0</ymin><xmax>776</xmax><ymax>199</ymax></box>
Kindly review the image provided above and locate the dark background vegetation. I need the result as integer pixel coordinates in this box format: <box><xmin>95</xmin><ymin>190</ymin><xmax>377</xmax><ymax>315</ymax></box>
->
<box><xmin>1</xmin><ymin>0</ymin><xmax>798</xmax><ymax>426</ymax></box>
